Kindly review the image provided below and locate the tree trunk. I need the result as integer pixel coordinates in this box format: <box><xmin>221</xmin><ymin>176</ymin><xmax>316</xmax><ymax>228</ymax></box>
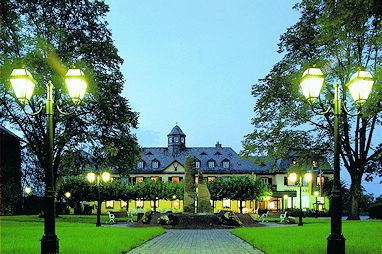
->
<box><xmin>239</xmin><ymin>200</ymin><xmax>243</xmax><ymax>214</ymax></box>
<box><xmin>153</xmin><ymin>198</ymin><xmax>157</xmax><ymax>212</ymax></box>
<box><xmin>347</xmin><ymin>173</ymin><xmax>362</xmax><ymax>220</ymax></box>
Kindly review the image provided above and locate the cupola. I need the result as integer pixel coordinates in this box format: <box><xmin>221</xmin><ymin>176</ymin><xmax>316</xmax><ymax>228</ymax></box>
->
<box><xmin>167</xmin><ymin>125</ymin><xmax>186</xmax><ymax>155</ymax></box>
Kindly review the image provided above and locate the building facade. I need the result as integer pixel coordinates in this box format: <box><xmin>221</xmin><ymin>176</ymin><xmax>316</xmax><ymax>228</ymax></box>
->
<box><xmin>97</xmin><ymin>125</ymin><xmax>332</xmax><ymax>214</ymax></box>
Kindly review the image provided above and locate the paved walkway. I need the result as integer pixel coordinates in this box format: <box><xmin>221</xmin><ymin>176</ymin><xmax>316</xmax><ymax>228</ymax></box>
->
<box><xmin>127</xmin><ymin>229</ymin><xmax>263</xmax><ymax>254</ymax></box>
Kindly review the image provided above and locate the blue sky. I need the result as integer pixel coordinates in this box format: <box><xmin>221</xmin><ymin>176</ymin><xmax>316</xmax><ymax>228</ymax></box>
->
<box><xmin>105</xmin><ymin>0</ymin><xmax>381</xmax><ymax>196</ymax></box>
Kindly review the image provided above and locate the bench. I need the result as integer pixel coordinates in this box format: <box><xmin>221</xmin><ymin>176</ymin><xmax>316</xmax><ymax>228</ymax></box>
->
<box><xmin>107</xmin><ymin>211</ymin><xmax>135</xmax><ymax>224</ymax></box>
<box><xmin>260</xmin><ymin>211</ymin><xmax>288</xmax><ymax>223</ymax></box>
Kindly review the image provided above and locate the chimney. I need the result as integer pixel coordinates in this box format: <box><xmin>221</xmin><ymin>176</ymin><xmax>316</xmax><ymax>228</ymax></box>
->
<box><xmin>215</xmin><ymin>141</ymin><xmax>222</xmax><ymax>148</ymax></box>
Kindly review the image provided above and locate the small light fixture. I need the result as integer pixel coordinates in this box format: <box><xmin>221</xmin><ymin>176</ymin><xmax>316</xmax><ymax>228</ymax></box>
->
<box><xmin>64</xmin><ymin>192</ymin><xmax>71</xmax><ymax>199</ymax></box>
<box><xmin>300</xmin><ymin>67</ymin><xmax>325</xmax><ymax>103</ymax></box>
<box><xmin>347</xmin><ymin>70</ymin><xmax>374</xmax><ymax>105</ymax></box>
<box><xmin>289</xmin><ymin>173</ymin><xmax>297</xmax><ymax>183</ymax></box>
<box><xmin>314</xmin><ymin>191</ymin><xmax>319</xmax><ymax>197</ymax></box>
<box><xmin>64</xmin><ymin>69</ymin><xmax>87</xmax><ymax>104</ymax></box>
<box><xmin>283</xmin><ymin>194</ymin><xmax>288</xmax><ymax>199</ymax></box>
<box><xmin>87</xmin><ymin>172</ymin><xmax>96</xmax><ymax>183</ymax></box>
<box><xmin>101</xmin><ymin>172</ymin><xmax>111</xmax><ymax>182</ymax></box>
<box><xmin>25</xmin><ymin>186</ymin><xmax>32</xmax><ymax>195</ymax></box>
<box><xmin>10</xmin><ymin>68</ymin><xmax>36</xmax><ymax>105</ymax></box>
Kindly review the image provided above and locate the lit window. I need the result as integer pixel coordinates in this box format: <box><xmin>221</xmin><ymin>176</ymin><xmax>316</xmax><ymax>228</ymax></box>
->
<box><xmin>174</xmin><ymin>137</ymin><xmax>179</xmax><ymax>143</ymax></box>
<box><xmin>238</xmin><ymin>200</ymin><xmax>246</xmax><ymax>208</ymax></box>
<box><xmin>136</xmin><ymin>199</ymin><xmax>144</xmax><ymax>208</ymax></box>
<box><xmin>267</xmin><ymin>201</ymin><xmax>275</xmax><ymax>210</ymax></box>
<box><xmin>106</xmin><ymin>200</ymin><xmax>114</xmax><ymax>209</ymax></box>
<box><xmin>137</xmin><ymin>161</ymin><xmax>144</xmax><ymax>169</ymax></box>
<box><xmin>207</xmin><ymin>177</ymin><xmax>215</xmax><ymax>182</ymax></box>
<box><xmin>151</xmin><ymin>176</ymin><xmax>158</xmax><ymax>182</ymax></box>
<box><xmin>152</xmin><ymin>160</ymin><xmax>159</xmax><ymax>169</ymax></box>
<box><xmin>150</xmin><ymin>199</ymin><xmax>159</xmax><ymax>208</ymax></box>
<box><xmin>121</xmin><ymin>200</ymin><xmax>127</xmax><ymax>208</ymax></box>
<box><xmin>136</xmin><ymin>177</ymin><xmax>144</xmax><ymax>183</ymax></box>
<box><xmin>172</xmin><ymin>199</ymin><xmax>180</xmax><ymax>209</ymax></box>
<box><xmin>302</xmin><ymin>196</ymin><xmax>310</xmax><ymax>208</ymax></box>
<box><xmin>222</xmin><ymin>160</ymin><xmax>230</xmax><ymax>169</ymax></box>
<box><xmin>223</xmin><ymin>199</ymin><xmax>231</xmax><ymax>208</ymax></box>
<box><xmin>195</xmin><ymin>161</ymin><xmax>201</xmax><ymax>168</ymax></box>
<box><xmin>208</xmin><ymin>160</ymin><xmax>215</xmax><ymax>168</ymax></box>
<box><xmin>317</xmin><ymin>176</ymin><xmax>325</xmax><ymax>185</ymax></box>
<box><xmin>172</xmin><ymin>176</ymin><xmax>180</xmax><ymax>183</ymax></box>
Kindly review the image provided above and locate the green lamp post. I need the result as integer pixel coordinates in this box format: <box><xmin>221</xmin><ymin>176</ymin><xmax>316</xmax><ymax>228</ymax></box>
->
<box><xmin>87</xmin><ymin>171</ymin><xmax>111</xmax><ymax>227</ymax></box>
<box><xmin>300</xmin><ymin>67</ymin><xmax>374</xmax><ymax>254</ymax></box>
<box><xmin>9</xmin><ymin>68</ymin><xmax>87</xmax><ymax>254</ymax></box>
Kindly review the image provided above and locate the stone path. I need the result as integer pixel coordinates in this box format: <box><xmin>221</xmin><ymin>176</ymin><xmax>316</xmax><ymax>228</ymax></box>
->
<box><xmin>127</xmin><ymin>229</ymin><xmax>263</xmax><ymax>254</ymax></box>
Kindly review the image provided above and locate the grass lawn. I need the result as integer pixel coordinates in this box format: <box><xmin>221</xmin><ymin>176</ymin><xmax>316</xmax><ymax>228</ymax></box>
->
<box><xmin>0</xmin><ymin>215</ymin><xmax>164</xmax><ymax>254</ymax></box>
<box><xmin>232</xmin><ymin>218</ymin><xmax>382</xmax><ymax>254</ymax></box>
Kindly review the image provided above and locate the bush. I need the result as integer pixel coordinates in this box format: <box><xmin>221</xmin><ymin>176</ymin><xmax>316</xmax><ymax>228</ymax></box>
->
<box><xmin>369</xmin><ymin>203</ymin><xmax>382</xmax><ymax>219</ymax></box>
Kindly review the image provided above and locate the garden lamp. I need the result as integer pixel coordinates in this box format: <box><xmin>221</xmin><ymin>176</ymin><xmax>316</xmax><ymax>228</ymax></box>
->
<box><xmin>347</xmin><ymin>70</ymin><xmax>374</xmax><ymax>104</ymax></box>
<box><xmin>64</xmin><ymin>69</ymin><xmax>87</xmax><ymax>104</ymax></box>
<box><xmin>101</xmin><ymin>172</ymin><xmax>111</xmax><ymax>182</ymax></box>
<box><xmin>300</xmin><ymin>67</ymin><xmax>325</xmax><ymax>103</ymax></box>
<box><xmin>87</xmin><ymin>172</ymin><xmax>96</xmax><ymax>183</ymax></box>
<box><xmin>25</xmin><ymin>186</ymin><xmax>32</xmax><ymax>195</ymax></box>
<box><xmin>64</xmin><ymin>192</ymin><xmax>71</xmax><ymax>199</ymax></box>
<box><xmin>9</xmin><ymin>68</ymin><xmax>36</xmax><ymax>105</ymax></box>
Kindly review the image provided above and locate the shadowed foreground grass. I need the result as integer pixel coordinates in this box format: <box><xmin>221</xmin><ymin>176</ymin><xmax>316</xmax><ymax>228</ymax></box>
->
<box><xmin>232</xmin><ymin>218</ymin><xmax>382</xmax><ymax>254</ymax></box>
<box><xmin>0</xmin><ymin>215</ymin><xmax>164</xmax><ymax>254</ymax></box>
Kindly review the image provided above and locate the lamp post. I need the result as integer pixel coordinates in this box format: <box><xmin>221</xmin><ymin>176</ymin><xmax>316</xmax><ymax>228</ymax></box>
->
<box><xmin>9</xmin><ymin>68</ymin><xmax>87</xmax><ymax>254</ymax></box>
<box><xmin>64</xmin><ymin>192</ymin><xmax>71</xmax><ymax>214</ymax></box>
<box><xmin>300</xmin><ymin>67</ymin><xmax>374</xmax><ymax>254</ymax></box>
<box><xmin>314</xmin><ymin>191</ymin><xmax>319</xmax><ymax>218</ymax></box>
<box><xmin>288</xmin><ymin>171</ymin><xmax>312</xmax><ymax>226</ymax></box>
<box><xmin>86</xmin><ymin>171</ymin><xmax>111</xmax><ymax>227</ymax></box>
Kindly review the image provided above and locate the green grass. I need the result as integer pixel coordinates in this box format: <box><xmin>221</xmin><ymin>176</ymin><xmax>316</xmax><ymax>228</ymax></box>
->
<box><xmin>0</xmin><ymin>215</ymin><xmax>164</xmax><ymax>254</ymax></box>
<box><xmin>232</xmin><ymin>218</ymin><xmax>382</xmax><ymax>254</ymax></box>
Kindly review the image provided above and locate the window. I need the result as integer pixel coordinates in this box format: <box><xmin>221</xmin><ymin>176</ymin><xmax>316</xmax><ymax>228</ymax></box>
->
<box><xmin>208</xmin><ymin>160</ymin><xmax>215</xmax><ymax>168</ymax></box>
<box><xmin>172</xmin><ymin>199</ymin><xmax>180</xmax><ymax>209</ymax></box>
<box><xmin>181</xmin><ymin>137</ymin><xmax>185</xmax><ymax>143</ymax></box>
<box><xmin>174</xmin><ymin>137</ymin><xmax>179</xmax><ymax>143</ymax></box>
<box><xmin>136</xmin><ymin>177</ymin><xmax>144</xmax><ymax>183</ymax></box>
<box><xmin>120</xmin><ymin>200</ymin><xmax>127</xmax><ymax>208</ymax></box>
<box><xmin>152</xmin><ymin>160</ymin><xmax>159</xmax><ymax>169</ymax></box>
<box><xmin>106</xmin><ymin>200</ymin><xmax>114</xmax><ymax>209</ymax></box>
<box><xmin>207</xmin><ymin>177</ymin><xmax>215</xmax><ymax>182</ymax></box>
<box><xmin>302</xmin><ymin>196</ymin><xmax>310</xmax><ymax>208</ymax></box>
<box><xmin>286</xmin><ymin>177</ymin><xmax>295</xmax><ymax>186</ymax></box>
<box><xmin>238</xmin><ymin>200</ymin><xmax>246</xmax><ymax>208</ymax></box>
<box><xmin>150</xmin><ymin>199</ymin><xmax>159</xmax><ymax>208</ymax></box>
<box><xmin>267</xmin><ymin>201</ymin><xmax>275</xmax><ymax>210</ymax></box>
<box><xmin>136</xmin><ymin>199</ymin><xmax>144</xmax><ymax>208</ymax></box>
<box><xmin>168</xmin><ymin>137</ymin><xmax>173</xmax><ymax>143</ymax></box>
<box><xmin>151</xmin><ymin>176</ymin><xmax>158</xmax><ymax>182</ymax></box>
<box><xmin>317</xmin><ymin>176</ymin><xmax>325</xmax><ymax>185</ymax></box>
<box><xmin>137</xmin><ymin>161</ymin><xmax>144</xmax><ymax>169</ymax></box>
<box><xmin>195</xmin><ymin>160</ymin><xmax>201</xmax><ymax>168</ymax></box>
<box><xmin>261</xmin><ymin>178</ymin><xmax>269</xmax><ymax>184</ymax></box>
<box><xmin>172</xmin><ymin>176</ymin><xmax>180</xmax><ymax>183</ymax></box>
<box><xmin>223</xmin><ymin>199</ymin><xmax>231</xmax><ymax>208</ymax></box>
<box><xmin>222</xmin><ymin>160</ymin><xmax>230</xmax><ymax>169</ymax></box>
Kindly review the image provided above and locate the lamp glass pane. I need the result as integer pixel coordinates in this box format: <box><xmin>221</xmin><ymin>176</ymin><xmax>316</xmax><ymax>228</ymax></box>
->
<box><xmin>304</xmin><ymin>172</ymin><xmax>312</xmax><ymax>183</ymax></box>
<box><xmin>289</xmin><ymin>173</ymin><xmax>297</xmax><ymax>183</ymax></box>
<box><xmin>102</xmin><ymin>172</ymin><xmax>111</xmax><ymax>182</ymax></box>
<box><xmin>300</xmin><ymin>68</ymin><xmax>324</xmax><ymax>102</ymax></box>
<box><xmin>87</xmin><ymin>172</ymin><xmax>96</xmax><ymax>183</ymax></box>
<box><xmin>10</xmin><ymin>69</ymin><xmax>35</xmax><ymax>102</ymax></box>
<box><xmin>65</xmin><ymin>69</ymin><xmax>87</xmax><ymax>103</ymax></box>
<box><xmin>348</xmin><ymin>71</ymin><xmax>374</xmax><ymax>103</ymax></box>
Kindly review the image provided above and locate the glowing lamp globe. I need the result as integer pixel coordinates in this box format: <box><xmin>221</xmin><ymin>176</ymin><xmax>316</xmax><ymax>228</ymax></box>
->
<box><xmin>101</xmin><ymin>172</ymin><xmax>111</xmax><ymax>182</ymax></box>
<box><xmin>25</xmin><ymin>186</ymin><xmax>32</xmax><ymax>195</ymax></box>
<box><xmin>289</xmin><ymin>173</ymin><xmax>297</xmax><ymax>183</ymax></box>
<box><xmin>300</xmin><ymin>68</ymin><xmax>325</xmax><ymax>103</ymax></box>
<box><xmin>304</xmin><ymin>172</ymin><xmax>313</xmax><ymax>183</ymax></box>
<box><xmin>64</xmin><ymin>192</ymin><xmax>71</xmax><ymax>199</ymax></box>
<box><xmin>314</xmin><ymin>191</ymin><xmax>319</xmax><ymax>197</ymax></box>
<box><xmin>347</xmin><ymin>71</ymin><xmax>374</xmax><ymax>104</ymax></box>
<box><xmin>9</xmin><ymin>69</ymin><xmax>36</xmax><ymax>105</ymax></box>
<box><xmin>64</xmin><ymin>69</ymin><xmax>87</xmax><ymax>104</ymax></box>
<box><xmin>87</xmin><ymin>172</ymin><xmax>96</xmax><ymax>183</ymax></box>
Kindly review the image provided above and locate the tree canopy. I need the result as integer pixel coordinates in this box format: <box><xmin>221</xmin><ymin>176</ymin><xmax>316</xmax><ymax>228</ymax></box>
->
<box><xmin>0</xmin><ymin>0</ymin><xmax>139</xmax><ymax>187</ymax></box>
<box><xmin>242</xmin><ymin>0</ymin><xmax>382</xmax><ymax>219</ymax></box>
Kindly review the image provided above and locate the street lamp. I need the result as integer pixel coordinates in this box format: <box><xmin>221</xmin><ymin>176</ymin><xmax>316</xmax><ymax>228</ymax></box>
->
<box><xmin>86</xmin><ymin>171</ymin><xmax>111</xmax><ymax>227</ymax></box>
<box><xmin>64</xmin><ymin>192</ymin><xmax>71</xmax><ymax>199</ymax></box>
<box><xmin>25</xmin><ymin>186</ymin><xmax>32</xmax><ymax>195</ymax></box>
<box><xmin>9</xmin><ymin>68</ymin><xmax>87</xmax><ymax>254</ymax></box>
<box><xmin>300</xmin><ymin>67</ymin><xmax>374</xmax><ymax>254</ymax></box>
<box><xmin>288</xmin><ymin>171</ymin><xmax>312</xmax><ymax>226</ymax></box>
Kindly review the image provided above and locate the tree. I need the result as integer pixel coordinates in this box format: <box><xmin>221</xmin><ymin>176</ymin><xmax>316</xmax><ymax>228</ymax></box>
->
<box><xmin>133</xmin><ymin>179</ymin><xmax>166</xmax><ymax>212</ymax></box>
<box><xmin>0</xmin><ymin>0</ymin><xmax>139</xmax><ymax>192</ymax></box>
<box><xmin>242</xmin><ymin>0</ymin><xmax>382</xmax><ymax>219</ymax></box>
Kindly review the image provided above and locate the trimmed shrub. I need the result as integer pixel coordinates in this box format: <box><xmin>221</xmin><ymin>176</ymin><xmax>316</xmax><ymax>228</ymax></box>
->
<box><xmin>369</xmin><ymin>203</ymin><xmax>382</xmax><ymax>219</ymax></box>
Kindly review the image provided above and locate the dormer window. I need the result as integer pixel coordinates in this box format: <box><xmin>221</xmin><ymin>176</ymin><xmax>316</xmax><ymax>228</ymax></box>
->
<box><xmin>195</xmin><ymin>160</ymin><xmax>201</xmax><ymax>169</ymax></box>
<box><xmin>152</xmin><ymin>160</ymin><xmax>160</xmax><ymax>169</ymax></box>
<box><xmin>208</xmin><ymin>160</ymin><xmax>215</xmax><ymax>168</ymax></box>
<box><xmin>222</xmin><ymin>160</ymin><xmax>230</xmax><ymax>169</ymax></box>
<box><xmin>137</xmin><ymin>161</ymin><xmax>144</xmax><ymax>169</ymax></box>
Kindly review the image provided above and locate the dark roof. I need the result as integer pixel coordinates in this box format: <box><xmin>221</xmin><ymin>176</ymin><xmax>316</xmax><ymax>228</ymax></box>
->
<box><xmin>0</xmin><ymin>126</ymin><xmax>21</xmax><ymax>140</ymax></box>
<box><xmin>131</xmin><ymin>146</ymin><xmax>277</xmax><ymax>174</ymax></box>
<box><xmin>168</xmin><ymin>125</ymin><xmax>186</xmax><ymax>136</ymax></box>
